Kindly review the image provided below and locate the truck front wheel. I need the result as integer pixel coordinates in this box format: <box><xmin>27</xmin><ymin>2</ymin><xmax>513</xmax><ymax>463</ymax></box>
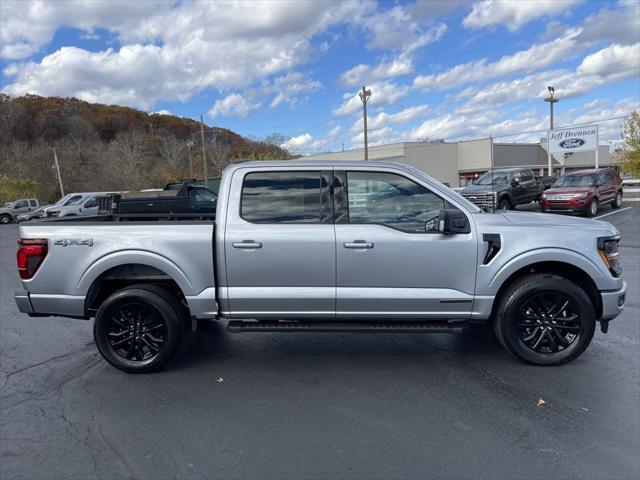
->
<box><xmin>93</xmin><ymin>286</ymin><xmax>187</xmax><ymax>373</ymax></box>
<box><xmin>493</xmin><ymin>273</ymin><xmax>596</xmax><ymax>366</ymax></box>
<box><xmin>0</xmin><ymin>214</ymin><xmax>11</xmax><ymax>224</ymax></box>
<box><xmin>497</xmin><ymin>198</ymin><xmax>511</xmax><ymax>211</ymax></box>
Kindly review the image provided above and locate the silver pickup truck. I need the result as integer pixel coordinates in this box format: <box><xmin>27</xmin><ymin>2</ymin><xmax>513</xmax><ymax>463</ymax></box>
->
<box><xmin>14</xmin><ymin>161</ymin><xmax>626</xmax><ymax>373</ymax></box>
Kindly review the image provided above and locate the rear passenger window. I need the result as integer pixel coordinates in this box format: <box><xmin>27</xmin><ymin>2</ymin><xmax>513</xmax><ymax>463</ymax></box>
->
<box><xmin>29</xmin><ymin>200</ymin><xmax>38</xmax><ymax>207</ymax></box>
<box><xmin>241</xmin><ymin>171</ymin><xmax>321</xmax><ymax>223</ymax></box>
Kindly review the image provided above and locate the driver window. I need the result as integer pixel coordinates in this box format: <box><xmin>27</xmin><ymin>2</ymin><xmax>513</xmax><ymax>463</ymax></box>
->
<box><xmin>346</xmin><ymin>171</ymin><xmax>445</xmax><ymax>233</ymax></box>
<box><xmin>84</xmin><ymin>197</ymin><xmax>99</xmax><ymax>208</ymax></box>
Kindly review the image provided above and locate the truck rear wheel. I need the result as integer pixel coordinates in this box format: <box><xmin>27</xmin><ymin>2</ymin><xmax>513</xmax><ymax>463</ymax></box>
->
<box><xmin>493</xmin><ymin>273</ymin><xmax>596</xmax><ymax>366</ymax></box>
<box><xmin>93</xmin><ymin>285</ymin><xmax>187</xmax><ymax>373</ymax></box>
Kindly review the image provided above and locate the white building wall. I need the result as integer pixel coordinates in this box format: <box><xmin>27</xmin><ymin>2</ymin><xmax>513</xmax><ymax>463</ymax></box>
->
<box><xmin>456</xmin><ymin>139</ymin><xmax>492</xmax><ymax>172</ymax></box>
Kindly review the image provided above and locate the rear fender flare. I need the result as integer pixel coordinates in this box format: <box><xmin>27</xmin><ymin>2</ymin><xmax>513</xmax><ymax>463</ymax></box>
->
<box><xmin>77</xmin><ymin>250</ymin><xmax>195</xmax><ymax>296</ymax></box>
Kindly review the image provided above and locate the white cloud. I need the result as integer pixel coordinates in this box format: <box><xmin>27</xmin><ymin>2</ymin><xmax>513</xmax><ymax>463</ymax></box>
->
<box><xmin>351</xmin><ymin>126</ymin><xmax>395</xmax><ymax>146</ymax></box>
<box><xmin>0</xmin><ymin>0</ymin><xmax>167</xmax><ymax>59</ymax></box>
<box><xmin>209</xmin><ymin>93</ymin><xmax>259</xmax><ymax>119</ymax></box>
<box><xmin>269</xmin><ymin>72</ymin><xmax>321</xmax><ymax>108</ymax></box>
<box><xmin>455</xmin><ymin>43</ymin><xmax>640</xmax><ymax>113</ymax></box>
<box><xmin>349</xmin><ymin>105</ymin><xmax>428</xmax><ymax>132</ymax></box>
<box><xmin>152</xmin><ymin>109</ymin><xmax>172</xmax><ymax>116</ymax></box>
<box><xmin>326</xmin><ymin>125</ymin><xmax>342</xmax><ymax>138</ymax></box>
<box><xmin>577</xmin><ymin>1</ymin><xmax>640</xmax><ymax>45</ymax></box>
<box><xmin>463</xmin><ymin>0</ymin><xmax>582</xmax><ymax>31</ymax></box>
<box><xmin>413</xmin><ymin>28</ymin><xmax>582</xmax><ymax>92</ymax></box>
<box><xmin>1</xmin><ymin>0</ymin><xmax>359</xmax><ymax>108</ymax></box>
<box><xmin>282</xmin><ymin>132</ymin><xmax>328</xmax><ymax>154</ymax></box>
<box><xmin>338</xmin><ymin>20</ymin><xmax>447</xmax><ymax>88</ymax></box>
<box><xmin>340</xmin><ymin>57</ymin><xmax>414</xmax><ymax>88</ymax></box>
<box><xmin>333</xmin><ymin>82</ymin><xmax>410</xmax><ymax>117</ymax></box>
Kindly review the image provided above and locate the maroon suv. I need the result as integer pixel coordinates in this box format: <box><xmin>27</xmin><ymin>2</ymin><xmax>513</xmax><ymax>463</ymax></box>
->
<box><xmin>539</xmin><ymin>168</ymin><xmax>623</xmax><ymax>217</ymax></box>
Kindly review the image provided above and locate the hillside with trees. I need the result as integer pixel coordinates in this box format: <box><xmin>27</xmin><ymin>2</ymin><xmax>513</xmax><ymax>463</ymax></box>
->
<box><xmin>0</xmin><ymin>95</ymin><xmax>293</xmax><ymax>202</ymax></box>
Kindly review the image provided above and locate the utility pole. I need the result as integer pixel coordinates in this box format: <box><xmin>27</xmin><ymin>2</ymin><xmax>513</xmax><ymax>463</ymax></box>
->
<box><xmin>544</xmin><ymin>86</ymin><xmax>559</xmax><ymax>176</ymax></box>
<box><xmin>51</xmin><ymin>147</ymin><xmax>64</xmax><ymax>196</ymax></box>
<box><xmin>186</xmin><ymin>140</ymin><xmax>194</xmax><ymax>178</ymax></box>
<box><xmin>200</xmin><ymin>114</ymin><xmax>208</xmax><ymax>184</ymax></box>
<box><xmin>359</xmin><ymin>86</ymin><xmax>371</xmax><ymax>160</ymax></box>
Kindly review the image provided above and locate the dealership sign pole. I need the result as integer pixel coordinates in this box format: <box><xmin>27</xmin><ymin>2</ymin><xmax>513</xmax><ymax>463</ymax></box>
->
<box><xmin>548</xmin><ymin>124</ymin><xmax>599</xmax><ymax>175</ymax></box>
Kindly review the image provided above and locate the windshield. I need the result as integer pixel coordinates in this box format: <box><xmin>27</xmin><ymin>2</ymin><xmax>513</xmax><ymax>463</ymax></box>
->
<box><xmin>474</xmin><ymin>171</ymin><xmax>510</xmax><ymax>185</ymax></box>
<box><xmin>62</xmin><ymin>195</ymin><xmax>84</xmax><ymax>206</ymax></box>
<box><xmin>553</xmin><ymin>174</ymin><xmax>595</xmax><ymax>188</ymax></box>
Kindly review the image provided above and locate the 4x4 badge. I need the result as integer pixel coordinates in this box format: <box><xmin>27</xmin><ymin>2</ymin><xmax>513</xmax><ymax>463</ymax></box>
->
<box><xmin>54</xmin><ymin>238</ymin><xmax>93</xmax><ymax>247</ymax></box>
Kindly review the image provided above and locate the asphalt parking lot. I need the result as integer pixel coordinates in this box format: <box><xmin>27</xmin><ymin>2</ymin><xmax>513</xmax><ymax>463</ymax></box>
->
<box><xmin>1</xmin><ymin>206</ymin><xmax>639</xmax><ymax>480</ymax></box>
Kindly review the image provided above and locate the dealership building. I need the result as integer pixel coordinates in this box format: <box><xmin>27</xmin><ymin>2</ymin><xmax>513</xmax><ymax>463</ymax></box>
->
<box><xmin>302</xmin><ymin>138</ymin><xmax>611</xmax><ymax>187</ymax></box>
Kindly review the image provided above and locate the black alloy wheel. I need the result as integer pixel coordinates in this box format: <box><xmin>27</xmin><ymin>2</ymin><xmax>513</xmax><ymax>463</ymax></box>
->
<box><xmin>94</xmin><ymin>286</ymin><xmax>186</xmax><ymax>373</ymax></box>
<box><xmin>107</xmin><ymin>303</ymin><xmax>167</xmax><ymax>362</ymax></box>
<box><xmin>493</xmin><ymin>273</ymin><xmax>596</xmax><ymax>365</ymax></box>
<box><xmin>517</xmin><ymin>292</ymin><xmax>581</xmax><ymax>354</ymax></box>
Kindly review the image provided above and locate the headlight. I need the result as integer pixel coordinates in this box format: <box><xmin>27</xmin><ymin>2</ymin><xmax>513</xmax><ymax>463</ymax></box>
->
<box><xmin>598</xmin><ymin>236</ymin><xmax>622</xmax><ymax>277</ymax></box>
<box><xmin>540</xmin><ymin>193</ymin><xmax>547</xmax><ymax>199</ymax></box>
<box><xmin>573</xmin><ymin>192</ymin><xmax>588</xmax><ymax>198</ymax></box>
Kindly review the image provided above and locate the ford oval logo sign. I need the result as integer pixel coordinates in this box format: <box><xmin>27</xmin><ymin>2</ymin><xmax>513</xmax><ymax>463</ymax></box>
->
<box><xmin>559</xmin><ymin>138</ymin><xmax>585</xmax><ymax>149</ymax></box>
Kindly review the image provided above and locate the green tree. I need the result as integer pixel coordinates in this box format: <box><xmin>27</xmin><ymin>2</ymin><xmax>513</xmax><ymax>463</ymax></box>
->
<box><xmin>621</xmin><ymin>111</ymin><xmax>640</xmax><ymax>177</ymax></box>
<box><xmin>0</xmin><ymin>175</ymin><xmax>40</xmax><ymax>203</ymax></box>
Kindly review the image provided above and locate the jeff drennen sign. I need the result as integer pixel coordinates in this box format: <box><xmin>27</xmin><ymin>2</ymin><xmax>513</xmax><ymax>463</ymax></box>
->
<box><xmin>548</xmin><ymin>125</ymin><xmax>598</xmax><ymax>154</ymax></box>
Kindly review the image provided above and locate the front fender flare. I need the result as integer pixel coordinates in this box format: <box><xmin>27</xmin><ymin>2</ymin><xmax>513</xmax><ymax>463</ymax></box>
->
<box><xmin>486</xmin><ymin>247</ymin><xmax>608</xmax><ymax>296</ymax></box>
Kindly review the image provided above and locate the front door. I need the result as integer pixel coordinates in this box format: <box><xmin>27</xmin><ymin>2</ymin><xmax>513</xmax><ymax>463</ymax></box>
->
<box><xmin>334</xmin><ymin>169</ymin><xmax>478</xmax><ymax>320</ymax></box>
<box><xmin>223</xmin><ymin>169</ymin><xmax>335</xmax><ymax>319</ymax></box>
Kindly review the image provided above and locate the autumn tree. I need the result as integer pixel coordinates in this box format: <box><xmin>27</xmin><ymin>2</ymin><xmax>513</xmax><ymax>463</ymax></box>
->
<box><xmin>621</xmin><ymin>111</ymin><xmax>640</xmax><ymax>177</ymax></box>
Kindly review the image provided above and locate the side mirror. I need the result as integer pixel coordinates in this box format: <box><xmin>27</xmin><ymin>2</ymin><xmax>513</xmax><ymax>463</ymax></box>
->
<box><xmin>438</xmin><ymin>209</ymin><xmax>470</xmax><ymax>234</ymax></box>
<box><xmin>511</xmin><ymin>179</ymin><xmax>519</xmax><ymax>186</ymax></box>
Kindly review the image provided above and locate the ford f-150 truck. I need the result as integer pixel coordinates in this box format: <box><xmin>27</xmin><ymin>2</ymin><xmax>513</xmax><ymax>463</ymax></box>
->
<box><xmin>14</xmin><ymin>161</ymin><xmax>626</xmax><ymax>373</ymax></box>
<box><xmin>460</xmin><ymin>168</ymin><xmax>556</xmax><ymax>211</ymax></box>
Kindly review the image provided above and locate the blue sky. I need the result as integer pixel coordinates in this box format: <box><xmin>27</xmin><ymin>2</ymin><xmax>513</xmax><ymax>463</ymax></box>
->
<box><xmin>1</xmin><ymin>0</ymin><xmax>638</xmax><ymax>154</ymax></box>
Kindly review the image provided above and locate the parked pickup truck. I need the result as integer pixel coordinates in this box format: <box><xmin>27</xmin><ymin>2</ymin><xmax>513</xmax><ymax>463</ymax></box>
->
<box><xmin>460</xmin><ymin>168</ymin><xmax>556</xmax><ymax>211</ymax></box>
<box><xmin>0</xmin><ymin>198</ymin><xmax>42</xmax><ymax>224</ymax></box>
<box><xmin>111</xmin><ymin>181</ymin><xmax>217</xmax><ymax>218</ymax></box>
<box><xmin>14</xmin><ymin>161</ymin><xmax>626</xmax><ymax>373</ymax></box>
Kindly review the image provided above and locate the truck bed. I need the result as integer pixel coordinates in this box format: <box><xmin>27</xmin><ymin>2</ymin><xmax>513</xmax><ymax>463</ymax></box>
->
<box><xmin>17</xmin><ymin>220</ymin><xmax>216</xmax><ymax>319</ymax></box>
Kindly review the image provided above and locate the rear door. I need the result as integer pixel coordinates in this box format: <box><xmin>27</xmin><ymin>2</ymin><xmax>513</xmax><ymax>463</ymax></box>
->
<box><xmin>597</xmin><ymin>171</ymin><xmax>615</xmax><ymax>203</ymax></box>
<box><xmin>334</xmin><ymin>169</ymin><xmax>478</xmax><ymax>320</ymax></box>
<box><xmin>223</xmin><ymin>168</ymin><xmax>335</xmax><ymax>319</ymax></box>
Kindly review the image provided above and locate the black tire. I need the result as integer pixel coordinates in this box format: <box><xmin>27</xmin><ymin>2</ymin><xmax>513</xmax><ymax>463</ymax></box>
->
<box><xmin>493</xmin><ymin>273</ymin><xmax>596</xmax><ymax>366</ymax></box>
<box><xmin>611</xmin><ymin>191</ymin><xmax>622</xmax><ymax>209</ymax></box>
<box><xmin>497</xmin><ymin>198</ymin><xmax>511</xmax><ymax>211</ymax></box>
<box><xmin>93</xmin><ymin>285</ymin><xmax>187</xmax><ymax>373</ymax></box>
<box><xmin>0</xmin><ymin>214</ymin><xmax>11</xmax><ymax>224</ymax></box>
<box><xmin>586</xmin><ymin>198</ymin><xmax>598</xmax><ymax>217</ymax></box>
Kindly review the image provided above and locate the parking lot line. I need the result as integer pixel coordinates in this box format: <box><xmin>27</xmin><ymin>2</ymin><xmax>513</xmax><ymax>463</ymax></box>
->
<box><xmin>594</xmin><ymin>206</ymin><xmax>632</xmax><ymax>219</ymax></box>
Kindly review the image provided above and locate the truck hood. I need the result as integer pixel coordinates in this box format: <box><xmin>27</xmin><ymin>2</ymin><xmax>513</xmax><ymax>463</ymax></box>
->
<box><xmin>544</xmin><ymin>186</ymin><xmax>593</xmax><ymax>195</ymax></box>
<box><xmin>460</xmin><ymin>184</ymin><xmax>508</xmax><ymax>194</ymax></box>
<box><xmin>489</xmin><ymin>210</ymin><xmax>618</xmax><ymax>235</ymax></box>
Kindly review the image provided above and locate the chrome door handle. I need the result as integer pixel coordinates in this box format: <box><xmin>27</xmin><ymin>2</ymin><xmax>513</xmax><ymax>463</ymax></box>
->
<box><xmin>233</xmin><ymin>240</ymin><xmax>262</xmax><ymax>249</ymax></box>
<box><xmin>343</xmin><ymin>240</ymin><xmax>374</xmax><ymax>249</ymax></box>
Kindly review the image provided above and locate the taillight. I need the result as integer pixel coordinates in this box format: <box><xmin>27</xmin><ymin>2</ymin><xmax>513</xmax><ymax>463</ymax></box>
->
<box><xmin>17</xmin><ymin>238</ymin><xmax>48</xmax><ymax>279</ymax></box>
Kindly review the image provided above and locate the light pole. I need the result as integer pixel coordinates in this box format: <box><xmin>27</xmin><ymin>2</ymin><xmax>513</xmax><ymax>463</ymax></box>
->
<box><xmin>544</xmin><ymin>86</ymin><xmax>559</xmax><ymax>176</ymax></box>
<box><xmin>543</xmin><ymin>85</ymin><xmax>559</xmax><ymax>129</ymax></box>
<box><xmin>200</xmin><ymin>114</ymin><xmax>208</xmax><ymax>184</ymax></box>
<box><xmin>186</xmin><ymin>140</ymin><xmax>194</xmax><ymax>178</ymax></box>
<box><xmin>51</xmin><ymin>147</ymin><xmax>64</xmax><ymax>196</ymax></box>
<box><xmin>359</xmin><ymin>86</ymin><xmax>371</xmax><ymax>160</ymax></box>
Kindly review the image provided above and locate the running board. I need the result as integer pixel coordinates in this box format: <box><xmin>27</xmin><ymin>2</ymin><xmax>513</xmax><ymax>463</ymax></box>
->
<box><xmin>226</xmin><ymin>320</ymin><xmax>468</xmax><ymax>334</ymax></box>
